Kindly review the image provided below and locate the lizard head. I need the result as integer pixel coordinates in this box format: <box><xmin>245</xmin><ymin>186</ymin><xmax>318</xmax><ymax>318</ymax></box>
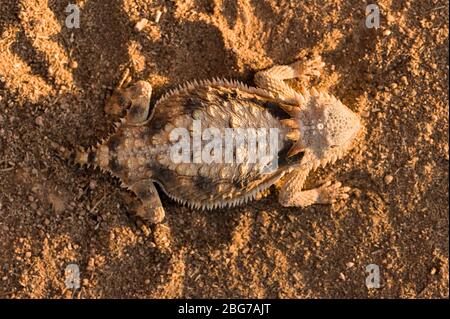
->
<box><xmin>282</xmin><ymin>92</ymin><xmax>361</xmax><ymax>167</ymax></box>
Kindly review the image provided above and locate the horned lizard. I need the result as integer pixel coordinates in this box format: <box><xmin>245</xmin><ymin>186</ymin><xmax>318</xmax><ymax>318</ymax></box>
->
<box><xmin>54</xmin><ymin>56</ymin><xmax>361</xmax><ymax>224</ymax></box>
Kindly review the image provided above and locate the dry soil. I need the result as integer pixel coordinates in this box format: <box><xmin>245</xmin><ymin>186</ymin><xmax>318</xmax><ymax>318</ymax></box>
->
<box><xmin>0</xmin><ymin>0</ymin><xmax>448</xmax><ymax>298</ymax></box>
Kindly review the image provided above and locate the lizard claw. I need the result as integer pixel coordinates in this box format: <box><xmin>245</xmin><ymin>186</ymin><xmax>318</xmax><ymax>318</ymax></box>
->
<box><xmin>317</xmin><ymin>181</ymin><xmax>351</xmax><ymax>204</ymax></box>
<box><xmin>291</xmin><ymin>55</ymin><xmax>325</xmax><ymax>82</ymax></box>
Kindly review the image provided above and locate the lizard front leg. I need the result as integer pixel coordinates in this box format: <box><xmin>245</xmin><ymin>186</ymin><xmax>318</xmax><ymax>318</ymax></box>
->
<box><xmin>279</xmin><ymin>166</ymin><xmax>351</xmax><ymax>208</ymax></box>
<box><xmin>254</xmin><ymin>55</ymin><xmax>324</xmax><ymax>103</ymax></box>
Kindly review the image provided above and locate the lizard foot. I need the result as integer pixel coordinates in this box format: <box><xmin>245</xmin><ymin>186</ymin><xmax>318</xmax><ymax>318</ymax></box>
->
<box><xmin>315</xmin><ymin>181</ymin><xmax>351</xmax><ymax>204</ymax></box>
<box><xmin>105</xmin><ymin>70</ymin><xmax>152</xmax><ymax>125</ymax></box>
<box><xmin>290</xmin><ymin>55</ymin><xmax>325</xmax><ymax>82</ymax></box>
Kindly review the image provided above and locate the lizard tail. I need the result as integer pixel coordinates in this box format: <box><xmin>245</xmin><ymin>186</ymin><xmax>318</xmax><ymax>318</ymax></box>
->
<box><xmin>48</xmin><ymin>139</ymin><xmax>97</xmax><ymax>167</ymax></box>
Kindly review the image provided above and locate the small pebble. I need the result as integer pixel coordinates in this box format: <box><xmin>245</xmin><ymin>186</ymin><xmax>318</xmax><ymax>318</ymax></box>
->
<box><xmin>430</xmin><ymin>268</ymin><xmax>437</xmax><ymax>275</ymax></box>
<box><xmin>35</xmin><ymin>116</ymin><xmax>44</xmax><ymax>127</ymax></box>
<box><xmin>69</xmin><ymin>60</ymin><xmax>78</xmax><ymax>69</ymax></box>
<box><xmin>155</xmin><ymin>11</ymin><xmax>163</xmax><ymax>23</ymax></box>
<box><xmin>339</xmin><ymin>273</ymin><xmax>346</xmax><ymax>281</ymax></box>
<box><xmin>144</xmin><ymin>279</ymin><xmax>150</xmax><ymax>285</ymax></box>
<box><xmin>384</xmin><ymin>175</ymin><xmax>394</xmax><ymax>185</ymax></box>
<box><xmin>361</xmin><ymin>110</ymin><xmax>370</xmax><ymax>118</ymax></box>
<box><xmin>134</xmin><ymin>18</ymin><xmax>148</xmax><ymax>32</ymax></box>
<box><xmin>400</xmin><ymin>76</ymin><xmax>408</xmax><ymax>85</ymax></box>
<box><xmin>383</xmin><ymin>29</ymin><xmax>391</xmax><ymax>36</ymax></box>
<box><xmin>346</xmin><ymin>262</ymin><xmax>355</xmax><ymax>268</ymax></box>
<box><xmin>89</xmin><ymin>180</ymin><xmax>97</xmax><ymax>190</ymax></box>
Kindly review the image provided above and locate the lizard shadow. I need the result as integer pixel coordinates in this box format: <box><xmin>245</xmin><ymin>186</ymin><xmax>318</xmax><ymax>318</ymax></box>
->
<box><xmin>10</xmin><ymin>29</ymin><xmax>54</xmax><ymax>86</ymax></box>
<box><xmin>0</xmin><ymin>0</ymin><xmax>20</xmax><ymax>35</ymax></box>
<box><xmin>133</xmin><ymin>14</ymin><xmax>240</xmax><ymax>95</ymax></box>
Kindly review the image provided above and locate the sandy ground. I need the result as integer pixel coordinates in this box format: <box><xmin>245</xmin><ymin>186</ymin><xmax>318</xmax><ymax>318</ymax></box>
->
<box><xmin>0</xmin><ymin>0</ymin><xmax>448</xmax><ymax>298</ymax></box>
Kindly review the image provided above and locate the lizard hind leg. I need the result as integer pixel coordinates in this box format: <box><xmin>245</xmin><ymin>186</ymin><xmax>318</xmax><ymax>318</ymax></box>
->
<box><xmin>105</xmin><ymin>71</ymin><xmax>152</xmax><ymax>125</ymax></box>
<box><xmin>130</xmin><ymin>180</ymin><xmax>166</xmax><ymax>224</ymax></box>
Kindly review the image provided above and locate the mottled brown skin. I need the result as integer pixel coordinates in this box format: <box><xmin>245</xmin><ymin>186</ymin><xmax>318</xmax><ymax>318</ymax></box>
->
<box><xmin>67</xmin><ymin>56</ymin><xmax>362</xmax><ymax>223</ymax></box>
